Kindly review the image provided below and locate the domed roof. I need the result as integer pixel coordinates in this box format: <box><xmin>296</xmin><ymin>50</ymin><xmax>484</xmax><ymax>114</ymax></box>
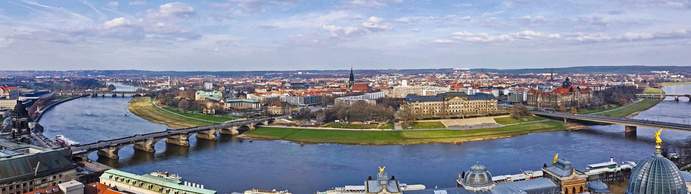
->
<box><xmin>627</xmin><ymin>129</ymin><xmax>688</xmax><ymax>194</ymax></box>
<box><xmin>626</xmin><ymin>154</ymin><xmax>687</xmax><ymax>194</ymax></box>
<box><xmin>460</xmin><ymin>164</ymin><xmax>495</xmax><ymax>191</ymax></box>
<box><xmin>13</xmin><ymin>100</ymin><xmax>28</xmax><ymax>118</ymax></box>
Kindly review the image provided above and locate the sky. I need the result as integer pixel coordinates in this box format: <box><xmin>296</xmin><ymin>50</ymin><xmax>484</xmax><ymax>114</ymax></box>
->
<box><xmin>1</xmin><ymin>0</ymin><xmax>691</xmax><ymax>71</ymax></box>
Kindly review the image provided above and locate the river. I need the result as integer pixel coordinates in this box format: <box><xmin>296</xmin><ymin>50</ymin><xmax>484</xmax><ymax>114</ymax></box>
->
<box><xmin>40</xmin><ymin>84</ymin><xmax>691</xmax><ymax>193</ymax></box>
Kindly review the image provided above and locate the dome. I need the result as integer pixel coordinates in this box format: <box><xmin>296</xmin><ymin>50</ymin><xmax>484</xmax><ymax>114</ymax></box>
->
<box><xmin>626</xmin><ymin>154</ymin><xmax>688</xmax><ymax>194</ymax></box>
<box><xmin>460</xmin><ymin>164</ymin><xmax>495</xmax><ymax>191</ymax></box>
<box><xmin>13</xmin><ymin>100</ymin><xmax>28</xmax><ymax>118</ymax></box>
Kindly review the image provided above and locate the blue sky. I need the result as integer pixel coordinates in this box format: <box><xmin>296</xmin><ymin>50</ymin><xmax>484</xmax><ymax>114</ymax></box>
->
<box><xmin>1</xmin><ymin>0</ymin><xmax>690</xmax><ymax>71</ymax></box>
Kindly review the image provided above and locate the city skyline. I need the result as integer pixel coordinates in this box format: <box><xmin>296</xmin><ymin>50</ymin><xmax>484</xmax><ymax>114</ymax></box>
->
<box><xmin>2</xmin><ymin>0</ymin><xmax>691</xmax><ymax>71</ymax></box>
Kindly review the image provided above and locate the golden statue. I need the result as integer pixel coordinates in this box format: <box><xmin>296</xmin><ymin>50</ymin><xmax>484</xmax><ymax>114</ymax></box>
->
<box><xmin>378</xmin><ymin>166</ymin><xmax>386</xmax><ymax>174</ymax></box>
<box><xmin>655</xmin><ymin>129</ymin><xmax>663</xmax><ymax>146</ymax></box>
<box><xmin>552</xmin><ymin>153</ymin><xmax>559</xmax><ymax>164</ymax></box>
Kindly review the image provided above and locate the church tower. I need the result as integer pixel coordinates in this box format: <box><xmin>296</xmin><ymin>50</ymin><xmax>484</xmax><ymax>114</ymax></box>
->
<box><xmin>348</xmin><ymin>67</ymin><xmax>355</xmax><ymax>90</ymax></box>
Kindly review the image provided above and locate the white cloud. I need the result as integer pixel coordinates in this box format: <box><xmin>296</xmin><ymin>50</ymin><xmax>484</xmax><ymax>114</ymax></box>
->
<box><xmin>439</xmin><ymin>29</ymin><xmax>691</xmax><ymax>44</ymax></box>
<box><xmin>103</xmin><ymin>17</ymin><xmax>130</xmax><ymax>29</ymax></box>
<box><xmin>107</xmin><ymin>1</ymin><xmax>119</xmax><ymax>8</ymax></box>
<box><xmin>361</xmin><ymin>16</ymin><xmax>391</xmax><ymax>31</ymax></box>
<box><xmin>262</xmin><ymin>10</ymin><xmax>357</xmax><ymax>29</ymax></box>
<box><xmin>129</xmin><ymin>0</ymin><xmax>146</xmax><ymax>6</ymax></box>
<box><xmin>322</xmin><ymin>24</ymin><xmax>365</xmax><ymax>38</ymax></box>
<box><xmin>520</xmin><ymin>15</ymin><xmax>546</xmax><ymax>23</ymax></box>
<box><xmin>157</xmin><ymin>2</ymin><xmax>194</xmax><ymax>17</ymax></box>
<box><xmin>568</xmin><ymin>29</ymin><xmax>691</xmax><ymax>42</ymax></box>
<box><xmin>320</xmin><ymin>16</ymin><xmax>392</xmax><ymax>38</ymax></box>
<box><xmin>348</xmin><ymin>0</ymin><xmax>403</xmax><ymax>7</ymax></box>
<box><xmin>447</xmin><ymin>30</ymin><xmax>561</xmax><ymax>43</ymax></box>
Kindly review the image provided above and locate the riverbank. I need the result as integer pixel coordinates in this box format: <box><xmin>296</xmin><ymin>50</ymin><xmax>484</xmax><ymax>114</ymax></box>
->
<box><xmin>128</xmin><ymin>97</ymin><xmax>236</xmax><ymax>128</ymax></box>
<box><xmin>243</xmin><ymin>87</ymin><xmax>667</xmax><ymax>144</ymax></box>
<box><xmin>578</xmin><ymin>87</ymin><xmax>664</xmax><ymax>118</ymax></box>
<box><xmin>659</xmin><ymin>81</ymin><xmax>691</xmax><ymax>87</ymax></box>
<box><xmin>244</xmin><ymin>118</ymin><xmax>566</xmax><ymax>145</ymax></box>
<box><xmin>34</xmin><ymin>94</ymin><xmax>87</xmax><ymax>122</ymax></box>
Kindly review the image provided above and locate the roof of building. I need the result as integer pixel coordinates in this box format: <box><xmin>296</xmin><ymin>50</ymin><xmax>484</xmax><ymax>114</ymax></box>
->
<box><xmin>365</xmin><ymin>170</ymin><xmax>400</xmax><ymax>193</ymax></box>
<box><xmin>101</xmin><ymin>169</ymin><xmax>216</xmax><ymax>194</ymax></box>
<box><xmin>225</xmin><ymin>99</ymin><xmax>259</xmax><ymax>103</ymax></box>
<box><xmin>407</xmin><ymin>178</ymin><xmax>558</xmax><ymax>194</ymax></box>
<box><xmin>544</xmin><ymin>159</ymin><xmax>578</xmax><ymax>178</ymax></box>
<box><xmin>493</xmin><ymin>178</ymin><xmax>559</xmax><ymax>194</ymax></box>
<box><xmin>0</xmin><ymin>86</ymin><xmax>17</xmax><ymax>91</ymax></box>
<box><xmin>626</xmin><ymin>153</ymin><xmax>688</xmax><ymax>194</ymax></box>
<box><xmin>405</xmin><ymin>92</ymin><xmax>495</xmax><ymax>102</ymax></box>
<box><xmin>587</xmin><ymin>180</ymin><xmax>609</xmax><ymax>193</ymax></box>
<box><xmin>460</xmin><ymin>164</ymin><xmax>495</xmax><ymax>191</ymax></box>
<box><xmin>0</xmin><ymin>147</ymin><xmax>74</xmax><ymax>184</ymax></box>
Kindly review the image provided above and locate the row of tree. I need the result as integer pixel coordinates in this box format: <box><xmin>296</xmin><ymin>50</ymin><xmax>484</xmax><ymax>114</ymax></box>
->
<box><xmin>154</xmin><ymin>89</ymin><xmax>225</xmax><ymax>114</ymax></box>
<box><xmin>593</xmin><ymin>86</ymin><xmax>643</xmax><ymax>106</ymax></box>
<box><xmin>294</xmin><ymin>102</ymin><xmax>396</xmax><ymax>123</ymax></box>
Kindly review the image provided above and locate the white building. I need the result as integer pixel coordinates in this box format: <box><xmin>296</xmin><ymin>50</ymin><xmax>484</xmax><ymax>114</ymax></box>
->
<box><xmin>389</xmin><ymin>86</ymin><xmax>450</xmax><ymax>98</ymax></box>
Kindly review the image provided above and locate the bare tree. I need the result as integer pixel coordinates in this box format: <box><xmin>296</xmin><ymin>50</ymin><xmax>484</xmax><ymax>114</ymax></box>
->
<box><xmin>510</xmin><ymin>104</ymin><xmax>530</xmax><ymax>119</ymax></box>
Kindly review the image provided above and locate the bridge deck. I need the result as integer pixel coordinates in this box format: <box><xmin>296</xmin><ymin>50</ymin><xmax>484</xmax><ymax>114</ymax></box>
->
<box><xmin>70</xmin><ymin>116</ymin><xmax>284</xmax><ymax>154</ymax></box>
<box><xmin>532</xmin><ymin>111</ymin><xmax>691</xmax><ymax>131</ymax></box>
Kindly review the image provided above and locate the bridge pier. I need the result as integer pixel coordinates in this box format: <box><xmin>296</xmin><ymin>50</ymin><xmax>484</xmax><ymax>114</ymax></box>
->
<box><xmin>625</xmin><ymin>125</ymin><xmax>637</xmax><ymax>137</ymax></box>
<box><xmin>166</xmin><ymin>134</ymin><xmax>190</xmax><ymax>146</ymax></box>
<box><xmin>220</xmin><ymin>126</ymin><xmax>240</xmax><ymax>136</ymax></box>
<box><xmin>97</xmin><ymin>146</ymin><xmax>121</xmax><ymax>160</ymax></box>
<box><xmin>133</xmin><ymin>138</ymin><xmax>157</xmax><ymax>153</ymax></box>
<box><xmin>196</xmin><ymin>128</ymin><xmax>218</xmax><ymax>141</ymax></box>
<box><xmin>675</xmin><ymin>96</ymin><xmax>680</xmax><ymax>102</ymax></box>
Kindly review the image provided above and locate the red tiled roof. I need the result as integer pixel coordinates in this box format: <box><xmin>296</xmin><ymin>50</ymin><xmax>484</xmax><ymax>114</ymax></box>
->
<box><xmin>0</xmin><ymin>86</ymin><xmax>17</xmax><ymax>90</ymax></box>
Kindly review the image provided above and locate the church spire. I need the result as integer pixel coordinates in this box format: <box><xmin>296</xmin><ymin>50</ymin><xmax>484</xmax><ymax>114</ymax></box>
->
<box><xmin>348</xmin><ymin>66</ymin><xmax>355</xmax><ymax>89</ymax></box>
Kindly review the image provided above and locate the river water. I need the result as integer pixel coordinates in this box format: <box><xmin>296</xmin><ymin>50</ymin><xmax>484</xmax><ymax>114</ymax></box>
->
<box><xmin>40</xmin><ymin>85</ymin><xmax>691</xmax><ymax>193</ymax></box>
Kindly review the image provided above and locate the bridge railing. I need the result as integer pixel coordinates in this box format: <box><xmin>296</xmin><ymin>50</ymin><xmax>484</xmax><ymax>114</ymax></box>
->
<box><xmin>70</xmin><ymin>117</ymin><xmax>280</xmax><ymax>152</ymax></box>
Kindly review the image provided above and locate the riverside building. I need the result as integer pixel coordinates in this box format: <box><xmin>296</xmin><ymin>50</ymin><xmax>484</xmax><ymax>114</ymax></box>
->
<box><xmin>99</xmin><ymin>169</ymin><xmax>216</xmax><ymax>194</ymax></box>
<box><xmin>404</xmin><ymin>92</ymin><xmax>498</xmax><ymax>119</ymax></box>
<box><xmin>0</xmin><ymin>139</ymin><xmax>76</xmax><ymax>194</ymax></box>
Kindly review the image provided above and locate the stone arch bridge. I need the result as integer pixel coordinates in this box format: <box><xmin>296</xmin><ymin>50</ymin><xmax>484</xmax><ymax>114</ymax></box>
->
<box><xmin>69</xmin><ymin>116</ymin><xmax>284</xmax><ymax>160</ymax></box>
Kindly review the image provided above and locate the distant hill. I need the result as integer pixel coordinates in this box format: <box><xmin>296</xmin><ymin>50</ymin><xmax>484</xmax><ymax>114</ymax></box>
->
<box><xmin>472</xmin><ymin>66</ymin><xmax>691</xmax><ymax>74</ymax></box>
<box><xmin>1</xmin><ymin>66</ymin><xmax>689</xmax><ymax>78</ymax></box>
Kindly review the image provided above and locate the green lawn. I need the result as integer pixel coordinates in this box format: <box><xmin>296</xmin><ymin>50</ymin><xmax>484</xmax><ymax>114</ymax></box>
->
<box><xmin>587</xmin><ymin>86</ymin><xmax>664</xmax><ymax>118</ymax></box>
<box><xmin>643</xmin><ymin>87</ymin><xmax>664</xmax><ymax>94</ymax></box>
<box><xmin>593</xmin><ymin>99</ymin><xmax>660</xmax><ymax>118</ymax></box>
<box><xmin>160</xmin><ymin>106</ymin><xmax>237</xmax><ymax>123</ymax></box>
<box><xmin>128</xmin><ymin>97</ymin><xmax>237</xmax><ymax>128</ymax></box>
<box><xmin>577</xmin><ymin>105</ymin><xmax>620</xmax><ymax>114</ymax></box>
<box><xmin>246</xmin><ymin>120</ymin><xmax>565</xmax><ymax>144</ymax></box>
<box><xmin>494</xmin><ymin>116</ymin><xmax>544</xmax><ymax>125</ymax></box>
<box><xmin>411</xmin><ymin>121</ymin><xmax>446</xmax><ymax>129</ymax></box>
<box><xmin>323</xmin><ymin>122</ymin><xmax>393</xmax><ymax>129</ymax></box>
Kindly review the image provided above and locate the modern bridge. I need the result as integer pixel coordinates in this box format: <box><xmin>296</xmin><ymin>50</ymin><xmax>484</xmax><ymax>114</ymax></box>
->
<box><xmin>56</xmin><ymin>90</ymin><xmax>146</xmax><ymax>98</ymax></box>
<box><xmin>532</xmin><ymin>111</ymin><xmax>691</xmax><ymax>136</ymax></box>
<box><xmin>70</xmin><ymin>116</ymin><xmax>285</xmax><ymax>160</ymax></box>
<box><xmin>636</xmin><ymin>93</ymin><xmax>691</xmax><ymax>102</ymax></box>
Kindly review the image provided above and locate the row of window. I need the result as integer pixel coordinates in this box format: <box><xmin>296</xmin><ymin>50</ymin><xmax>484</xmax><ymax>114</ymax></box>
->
<box><xmin>105</xmin><ymin>175</ymin><xmax>199</xmax><ymax>194</ymax></box>
<box><xmin>1</xmin><ymin>174</ymin><xmax>64</xmax><ymax>193</ymax></box>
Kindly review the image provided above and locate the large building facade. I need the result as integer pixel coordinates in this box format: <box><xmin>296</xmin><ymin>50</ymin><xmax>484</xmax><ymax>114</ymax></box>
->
<box><xmin>527</xmin><ymin>78</ymin><xmax>593</xmax><ymax>111</ymax></box>
<box><xmin>389</xmin><ymin>86</ymin><xmax>450</xmax><ymax>98</ymax></box>
<box><xmin>99</xmin><ymin>169</ymin><xmax>216</xmax><ymax>194</ymax></box>
<box><xmin>404</xmin><ymin>92</ymin><xmax>498</xmax><ymax>119</ymax></box>
<box><xmin>1</xmin><ymin>140</ymin><xmax>77</xmax><ymax>194</ymax></box>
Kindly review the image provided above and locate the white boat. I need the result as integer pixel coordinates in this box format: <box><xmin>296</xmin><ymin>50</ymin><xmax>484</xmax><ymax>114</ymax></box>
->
<box><xmin>55</xmin><ymin>135</ymin><xmax>78</xmax><ymax>146</ymax></box>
